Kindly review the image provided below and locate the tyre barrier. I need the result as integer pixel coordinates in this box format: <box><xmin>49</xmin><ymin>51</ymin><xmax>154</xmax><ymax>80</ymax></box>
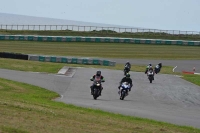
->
<box><xmin>28</xmin><ymin>55</ymin><xmax>116</xmax><ymax>66</ymax></box>
<box><xmin>0</xmin><ymin>52</ymin><xmax>28</xmax><ymax>60</ymax></box>
<box><xmin>0</xmin><ymin>52</ymin><xmax>116</xmax><ymax>66</ymax></box>
<box><xmin>0</xmin><ymin>35</ymin><xmax>200</xmax><ymax>46</ymax></box>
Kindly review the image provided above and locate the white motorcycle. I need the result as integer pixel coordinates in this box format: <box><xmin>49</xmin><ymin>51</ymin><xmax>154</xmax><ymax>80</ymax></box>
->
<box><xmin>119</xmin><ymin>82</ymin><xmax>130</xmax><ymax>100</ymax></box>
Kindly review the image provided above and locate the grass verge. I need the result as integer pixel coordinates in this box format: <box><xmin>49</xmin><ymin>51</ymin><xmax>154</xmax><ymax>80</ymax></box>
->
<box><xmin>0</xmin><ymin>41</ymin><xmax>200</xmax><ymax>59</ymax></box>
<box><xmin>0</xmin><ymin>78</ymin><xmax>200</xmax><ymax>133</ymax></box>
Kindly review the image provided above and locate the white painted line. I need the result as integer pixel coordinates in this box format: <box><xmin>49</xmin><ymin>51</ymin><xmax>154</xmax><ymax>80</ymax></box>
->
<box><xmin>173</xmin><ymin>66</ymin><xmax>177</xmax><ymax>72</ymax></box>
<box><xmin>194</xmin><ymin>73</ymin><xmax>200</xmax><ymax>75</ymax></box>
<box><xmin>174</xmin><ymin>75</ymin><xmax>183</xmax><ymax>78</ymax></box>
<box><xmin>57</xmin><ymin>69</ymin><xmax>68</xmax><ymax>74</ymax></box>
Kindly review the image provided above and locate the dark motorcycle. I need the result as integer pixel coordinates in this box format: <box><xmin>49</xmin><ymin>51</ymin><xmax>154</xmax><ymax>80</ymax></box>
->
<box><xmin>119</xmin><ymin>82</ymin><xmax>130</xmax><ymax>100</ymax></box>
<box><xmin>154</xmin><ymin>67</ymin><xmax>160</xmax><ymax>74</ymax></box>
<box><xmin>91</xmin><ymin>77</ymin><xmax>104</xmax><ymax>100</ymax></box>
<box><xmin>147</xmin><ymin>69</ymin><xmax>154</xmax><ymax>83</ymax></box>
<box><xmin>124</xmin><ymin>65</ymin><xmax>130</xmax><ymax>75</ymax></box>
<box><xmin>154</xmin><ymin>63</ymin><xmax>162</xmax><ymax>74</ymax></box>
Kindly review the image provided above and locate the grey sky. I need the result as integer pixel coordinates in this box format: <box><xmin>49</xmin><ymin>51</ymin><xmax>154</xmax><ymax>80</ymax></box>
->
<box><xmin>1</xmin><ymin>0</ymin><xmax>200</xmax><ymax>31</ymax></box>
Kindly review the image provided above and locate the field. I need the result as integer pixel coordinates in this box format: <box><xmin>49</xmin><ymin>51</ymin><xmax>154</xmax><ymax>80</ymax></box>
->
<box><xmin>1</xmin><ymin>41</ymin><xmax>200</xmax><ymax>59</ymax></box>
<box><xmin>0</xmin><ymin>40</ymin><xmax>200</xmax><ymax>133</ymax></box>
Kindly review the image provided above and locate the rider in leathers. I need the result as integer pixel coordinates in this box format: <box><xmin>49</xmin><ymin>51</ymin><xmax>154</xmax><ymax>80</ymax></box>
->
<box><xmin>145</xmin><ymin>63</ymin><xmax>152</xmax><ymax>74</ymax></box>
<box><xmin>118</xmin><ymin>73</ymin><xmax>133</xmax><ymax>94</ymax></box>
<box><xmin>124</xmin><ymin>61</ymin><xmax>131</xmax><ymax>71</ymax></box>
<box><xmin>90</xmin><ymin>71</ymin><xmax>105</xmax><ymax>96</ymax></box>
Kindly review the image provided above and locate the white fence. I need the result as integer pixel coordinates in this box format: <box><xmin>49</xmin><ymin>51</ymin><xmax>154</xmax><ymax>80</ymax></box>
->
<box><xmin>1</xmin><ymin>24</ymin><xmax>200</xmax><ymax>36</ymax></box>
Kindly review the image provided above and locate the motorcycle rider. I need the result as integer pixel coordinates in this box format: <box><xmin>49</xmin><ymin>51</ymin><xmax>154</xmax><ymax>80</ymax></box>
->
<box><xmin>118</xmin><ymin>73</ymin><xmax>133</xmax><ymax>95</ymax></box>
<box><xmin>145</xmin><ymin>63</ymin><xmax>152</xmax><ymax>74</ymax></box>
<box><xmin>90</xmin><ymin>70</ymin><xmax>105</xmax><ymax>96</ymax></box>
<box><xmin>147</xmin><ymin>65</ymin><xmax>155</xmax><ymax>80</ymax></box>
<box><xmin>154</xmin><ymin>63</ymin><xmax>162</xmax><ymax>74</ymax></box>
<box><xmin>124</xmin><ymin>61</ymin><xmax>131</xmax><ymax>74</ymax></box>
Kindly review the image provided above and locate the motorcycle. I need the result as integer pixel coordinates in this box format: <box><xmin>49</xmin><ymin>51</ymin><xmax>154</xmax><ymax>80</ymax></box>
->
<box><xmin>119</xmin><ymin>82</ymin><xmax>130</xmax><ymax>100</ymax></box>
<box><xmin>90</xmin><ymin>76</ymin><xmax>104</xmax><ymax>100</ymax></box>
<box><xmin>154</xmin><ymin>63</ymin><xmax>162</xmax><ymax>74</ymax></box>
<box><xmin>147</xmin><ymin>69</ymin><xmax>154</xmax><ymax>83</ymax></box>
<box><xmin>154</xmin><ymin>67</ymin><xmax>160</xmax><ymax>74</ymax></box>
<box><xmin>124</xmin><ymin>65</ymin><xmax>130</xmax><ymax>75</ymax></box>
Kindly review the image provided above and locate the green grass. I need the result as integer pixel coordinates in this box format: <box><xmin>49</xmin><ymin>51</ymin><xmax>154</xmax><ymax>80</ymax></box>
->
<box><xmin>1</xmin><ymin>78</ymin><xmax>200</xmax><ymax>133</ymax></box>
<box><xmin>1</xmin><ymin>29</ymin><xmax>200</xmax><ymax>41</ymax></box>
<box><xmin>0</xmin><ymin>41</ymin><xmax>200</xmax><ymax>59</ymax></box>
<box><xmin>182</xmin><ymin>74</ymin><xmax>200</xmax><ymax>86</ymax></box>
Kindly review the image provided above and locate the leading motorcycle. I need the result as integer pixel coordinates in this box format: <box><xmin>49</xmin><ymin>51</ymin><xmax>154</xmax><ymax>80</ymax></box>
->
<box><xmin>91</xmin><ymin>77</ymin><xmax>104</xmax><ymax>100</ymax></box>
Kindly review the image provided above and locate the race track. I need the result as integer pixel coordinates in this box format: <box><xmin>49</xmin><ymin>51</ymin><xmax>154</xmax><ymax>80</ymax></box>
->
<box><xmin>105</xmin><ymin>59</ymin><xmax>200</xmax><ymax>73</ymax></box>
<box><xmin>0</xmin><ymin>63</ymin><xmax>200</xmax><ymax>128</ymax></box>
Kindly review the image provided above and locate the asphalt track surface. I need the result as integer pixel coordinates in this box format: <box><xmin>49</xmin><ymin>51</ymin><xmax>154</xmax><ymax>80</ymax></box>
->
<box><xmin>0</xmin><ymin>59</ymin><xmax>200</xmax><ymax>128</ymax></box>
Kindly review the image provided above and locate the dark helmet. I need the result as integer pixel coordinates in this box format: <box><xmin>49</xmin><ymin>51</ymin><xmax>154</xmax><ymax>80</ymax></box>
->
<box><xmin>96</xmin><ymin>71</ymin><xmax>101</xmax><ymax>76</ymax></box>
<box><xmin>126</xmin><ymin>61</ymin><xmax>129</xmax><ymax>64</ymax></box>
<box><xmin>126</xmin><ymin>73</ymin><xmax>130</xmax><ymax>78</ymax></box>
<box><xmin>149</xmin><ymin>63</ymin><xmax>152</xmax><ymax>66</ymax></box>
<box><xmin>158</xmin><ymin>63</ymin><xmax>162</xmax><ymax>67</ymax></box>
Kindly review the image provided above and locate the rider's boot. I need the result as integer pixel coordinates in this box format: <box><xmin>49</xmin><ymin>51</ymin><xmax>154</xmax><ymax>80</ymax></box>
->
<box><xmin>90</xmin><ymin>86</ymin><xmax>93</xmax><ymax>95</ymax></box>
<box><xmin>99</xmin><ymin>87</ymin><xmax>103</xmax><ymax>96</ymax></box>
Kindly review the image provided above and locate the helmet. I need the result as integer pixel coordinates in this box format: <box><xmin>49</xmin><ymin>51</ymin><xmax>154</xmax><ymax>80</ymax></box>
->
<box><xmin>159</xmin><ymin>63</ymin><xmax>162</xmax><ymax>66</ymax></box>
<box><xmin>96</xmin><ymin>71</ymin><xmax>101</xmax><ymax>76</ymax></box>
<box><xmin>149</xmin><ymin>63</ymin><xmax>152</xmax><ymax>66</ymax></box>
<box><xmin>126</xmin><ymin>73</ymin><xmax>130</xmax><ymax>78</ymax></box>
<box><xmin>127</xmin><ymin>61</ymin><xmax>129</xmax><ymax>63</ymax></box>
